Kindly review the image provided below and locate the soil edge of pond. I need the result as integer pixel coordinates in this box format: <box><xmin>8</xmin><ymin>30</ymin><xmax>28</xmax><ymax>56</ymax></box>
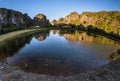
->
<box><xmin>0</xmin><ymin>59</ymin><xmax>120</xmax><ymax>81</ymax></box>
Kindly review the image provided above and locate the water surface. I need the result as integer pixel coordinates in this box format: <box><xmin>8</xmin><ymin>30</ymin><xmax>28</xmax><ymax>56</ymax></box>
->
<box><xmin>0</xmin><ymin>30</ymin><xmax>120</xmax><ymax>76</ymax></box>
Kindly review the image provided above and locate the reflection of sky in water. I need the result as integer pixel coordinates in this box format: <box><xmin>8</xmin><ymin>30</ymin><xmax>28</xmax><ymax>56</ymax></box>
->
<box><xmin>6</xmin><ymin>30</ymin><xmax>120</xmax><ymax>75</ymax></box>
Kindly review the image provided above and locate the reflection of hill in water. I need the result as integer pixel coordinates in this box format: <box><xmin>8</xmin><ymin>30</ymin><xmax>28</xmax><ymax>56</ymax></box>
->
<box><xmin>35</xmin><ymin>34</ymin><xmax>47</xmax><ymax>41</ymax></box>
<box><xmin>63</xmin><ymin>31</ymin><xmax>119</xmax><ymax>44</ymax></box>
<box><xmin>37</xmin><ymin>35</ymin><xmax>46</xmax><ymax>41</ymax></box>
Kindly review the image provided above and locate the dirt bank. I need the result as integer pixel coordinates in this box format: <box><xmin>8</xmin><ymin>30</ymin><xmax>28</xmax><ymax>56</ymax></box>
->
<box><xmin>0</xmin><ymin>29</ymin><xmax>38</xmax><ymax>42</ymax></box>
<box><xmin>0</xmin><ymin>59</ymin><xmax>120</xmax><ymax>81</ymax></box>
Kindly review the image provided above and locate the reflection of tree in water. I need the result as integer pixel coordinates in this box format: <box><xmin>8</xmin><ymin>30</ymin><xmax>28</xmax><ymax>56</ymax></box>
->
<box><xmin>62</xmin><ymin>31</ymin><xmax>119</xmax><ymax>44</ymax></box>
<box><xmin>0</xmin><ymin>36</ymin><xmax>32</xmax><ymax>61</ymax></box>
<box><xmin>35</xmin><ymin>33</ymin><xmax>48</xmax><ymax>41</ymax></box>
<box><xmin>110</xmin><ymin>49</ymin><xmax>120</xmax><ymax>60</ymax></box>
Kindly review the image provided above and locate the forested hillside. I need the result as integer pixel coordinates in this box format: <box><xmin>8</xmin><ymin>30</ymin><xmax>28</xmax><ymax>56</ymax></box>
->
<box><xmin>52</xmin><ymin>11</ymin><xmax>120</xmax><ymax>35</ymax></box>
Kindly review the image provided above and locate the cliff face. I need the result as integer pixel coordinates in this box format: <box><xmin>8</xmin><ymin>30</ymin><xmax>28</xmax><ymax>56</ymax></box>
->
<box><xmin>0</xmin><ymin>8</ymin><xmax>51</xmax><ymax>34</ymax></box>
<box><xmin>0</xmin><ymin>8</ymin><xmax>32</xmax><ymax>28</ymax></box>
<box><xmin>52</xmin><ymin>11</ymin><xmax>120</xmax><ymax>35</ymax></box>
<box><xmin>33</xmin><ymin>14</ymin><xmax>50</xmax><ymax>27</ymax></box>
<box><xmin>64</xmin><ymin>12</ymin><xmax>80</xmax><ymax>24</ymax></box>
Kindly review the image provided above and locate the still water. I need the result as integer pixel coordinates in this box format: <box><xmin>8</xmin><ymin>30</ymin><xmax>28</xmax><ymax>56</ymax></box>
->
<box><xmin>0</xmin><ymin>30</ymin><xmax>120</xmax><ymax>76</ymax></box>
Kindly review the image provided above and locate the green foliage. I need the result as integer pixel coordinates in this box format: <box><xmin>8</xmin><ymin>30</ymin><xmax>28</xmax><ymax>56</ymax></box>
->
<box><xmin>55</xmin><ymin>11</ymin><xmax>120</xmax><ymax>36</ymax></box>
<box><xmin>84</xmin><ymin>11</ymin><xmax>120</xmax><ymax>35</ymax></box>
<box><xmin>0</xmin><ymin>24</ymin><xmax>22</xmax><ymax>35</ymax></box>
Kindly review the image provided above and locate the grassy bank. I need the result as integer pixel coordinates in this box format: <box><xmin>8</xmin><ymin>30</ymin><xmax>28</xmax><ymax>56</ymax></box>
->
<box><xmin>84</xmin><ymin>30</ymin><xmax>120</xmax><ymax>42</ymax></box>
<box><xmin>0</xmin><ymin>28</ymin><xmax>50</xmax><ymax>47</ymax></box>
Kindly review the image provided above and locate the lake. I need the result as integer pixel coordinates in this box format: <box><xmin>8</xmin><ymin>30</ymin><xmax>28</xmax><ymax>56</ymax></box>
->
<box><xmin>0</xmin><ymin>30</ymin><xmax>120</xmax><ymax>76</ymax></box>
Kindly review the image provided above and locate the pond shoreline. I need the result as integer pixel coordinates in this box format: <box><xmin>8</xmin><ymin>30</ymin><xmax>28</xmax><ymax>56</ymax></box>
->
<box><xmin>86</xmin><ymin>30</ymin><xmax>120</xmax><ymax>42</ymax></box>
<box><xmin>59</xmin><ymin>27</ymin><xmax>120</xmax><ymax>42</ymax></box>
<box><xmin>0</xmin><ymin>59</ymin><xmax>120</xmax><ymax>81</ymax></box>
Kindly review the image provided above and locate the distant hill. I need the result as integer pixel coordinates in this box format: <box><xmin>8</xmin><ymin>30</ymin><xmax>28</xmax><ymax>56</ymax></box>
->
<box><xmin>33</xmin><ymin>14</ymin><xmax>50</xmax><ymax>27</ymax></box>
<box><xmin>51</xmin><ymin>11</ymin><xmax>120</xmax><ymax>35</ymax></box>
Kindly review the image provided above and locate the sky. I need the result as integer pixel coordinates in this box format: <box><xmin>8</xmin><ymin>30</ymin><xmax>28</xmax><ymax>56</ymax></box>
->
<box><xmin>0</xmin><ymin>0</ymin><xmax>120</xmax><ymax>21</ymax></box>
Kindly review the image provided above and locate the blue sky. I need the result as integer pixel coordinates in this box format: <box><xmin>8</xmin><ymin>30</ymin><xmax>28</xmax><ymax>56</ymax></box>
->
<box><xmin>0</xmin><ymin>0</ymin><xmax>120</xmax><ymax>21</ymax></box>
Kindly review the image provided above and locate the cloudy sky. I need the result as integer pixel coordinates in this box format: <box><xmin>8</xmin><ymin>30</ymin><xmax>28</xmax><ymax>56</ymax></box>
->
<box><xmin>0</xmin><ymin>0</ymin><xmax>120</xmax><ymax>21</ymax></box>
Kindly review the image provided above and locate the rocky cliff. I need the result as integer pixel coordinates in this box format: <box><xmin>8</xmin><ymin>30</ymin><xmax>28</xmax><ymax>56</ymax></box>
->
<box><xmin>52</xmin><ymin>11</ymin><xmax>120</xmax><ymax>35</ymax></box>
<box><xmin>0</xmin><ymin>8</ymin><xmax>50</xmax><ymax>34</ymax></box>
<box><xmin>0</xmin><ymin>8</ymin><xmax>32</xmax><ymax>34</ymax></box>
<box><xmin>33</xmin><ymin>14</ymin><xmax>50</xmax><ymax>27</ymax></box>
<box><xmin>0</xmin><ymin>8</ymin><xmax>32</xmax><ymax>28</ymax></box>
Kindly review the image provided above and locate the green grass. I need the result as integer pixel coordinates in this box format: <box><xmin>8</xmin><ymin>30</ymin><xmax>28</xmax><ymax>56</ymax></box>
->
<box><xmin>0</xmin><ymin>28</ymin><xmax>50</xmax><ymax>47</ymax></box>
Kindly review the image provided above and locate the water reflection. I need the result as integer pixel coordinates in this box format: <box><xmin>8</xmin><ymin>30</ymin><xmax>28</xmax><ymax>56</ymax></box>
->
<box><xmin>110</xmin><ymin>49</ymin><xmax>120</xmax><ymax>60</ymax></box>
<box><xmin>0</xmin><ymin>36</ymin><xmax>32</xmax><ymax>60</ymax></box>
<box><xmin>35</xmin><ymin>33</ymin><xmax>47</xmax><ymax>41</ymax></box>
<box><xmin>63</xmin><ymin>31</ymin><xmax>119</xmax><ymax>44</ymax></box>
<box><xmin>0</xmin><ymin>30</ymin><xmax>120</xmax><ymax>76</ymax></box>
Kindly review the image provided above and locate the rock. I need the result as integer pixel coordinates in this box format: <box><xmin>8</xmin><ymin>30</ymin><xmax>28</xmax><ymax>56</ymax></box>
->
<box><xmin>0</xmin><ymin>8</ymin><xmax>32</xmax><ymax>28</ymax></box>
<box><xmin>64</xmin><ymin>12</ymin><xmax>80</xmax><ymax>24</ymax></box>
<box><xmin>0</xmin><ymin>8</ymin><xmax>32</xmax><ymax>34</ymax></box>
<box><xmin>0</xmin><ymin>59</ymin><xmax>120</xmax><ymax>81</ymax></box>
<box><xmin>0</xmin><ymin>67</ymin><xmax>4</xmax><ymax>69</ymax></box>
<box><xmin>33</xmin><ymin>14</ymin><xmax>50</xmax><ymax>27</ymax></box>
<box><xmin>0</xmin><ymin>8</ymin><xmax>50</xmax><ymax>34</ymax></box>
<box><xmin>51</xmin><ymin>19</ymin><xmax>57</xmax><ymax>26</ymax></box>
